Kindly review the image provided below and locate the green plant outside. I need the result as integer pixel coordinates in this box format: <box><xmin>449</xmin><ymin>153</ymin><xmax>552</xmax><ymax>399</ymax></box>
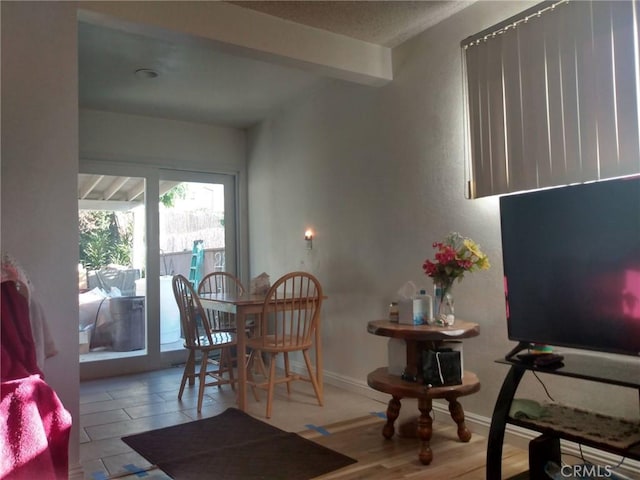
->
<box><xmin>160</xmin><ymin>184</ymin><xmax>186</xmax><ymax>208</ymax></box>
<box><xmin>79</xmin><ymin>183</ymin><xmax>186</xmax><ymax>271</ymax></box>
<box><xmin>79</xmin><ymin>211</ymin><xmax>133</xmax><ymax>270</ymax></box>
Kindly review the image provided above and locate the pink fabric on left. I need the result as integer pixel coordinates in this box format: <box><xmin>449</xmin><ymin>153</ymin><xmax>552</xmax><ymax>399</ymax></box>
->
<box><xmin>1</xmin><ymin>282</ymin><xmax>42</xmax><ymax>381</ymax></box>
<box><xmin>1</xmin><ymin>281</ymin><xmax>71</xmax><ymax>479</ymax></box>
<box><xmin>0</xmin><ymin>375</ymin><xmax>72</xmax><ymax>479</ymax></box>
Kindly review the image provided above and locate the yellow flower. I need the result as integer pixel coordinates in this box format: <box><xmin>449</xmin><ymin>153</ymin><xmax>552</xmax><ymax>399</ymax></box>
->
<box><xmin>425</xmin><ymin>233</ymin><xmax>490</xmax><ymax>281</ymax></box>
<box><xmin>477</xmin><ymin>255</ymin><xmax>491</xmax><ymax>270</ymax></box>
<box><xmin>463</xmin><ymin>239</ymin><xmax>482</xmax><ymax>258</ymax></box>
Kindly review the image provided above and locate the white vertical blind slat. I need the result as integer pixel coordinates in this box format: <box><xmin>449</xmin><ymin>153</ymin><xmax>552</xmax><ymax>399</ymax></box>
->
<box><xmin>488</xmin><ymin>33</ymin><xmax>508</xmax><ymax>195</ymax></box>
<box><xmin>558</xmin><ymin>3</ymin><xmax>582</xmax><ymax>184</ymax></box>
<box><xmin>544</xmin><ymin>7</ymin><xmax>568</xmax><ymax>185</ymax></box>
<box><xmin>592</xmin><ymin>1</ymin><xmax>619</xmax><ymax>179</ymax></box>
<box><xmin>465</xmin><ymin>42</ymin><xmax>482</xmax><ymax>198</ymax></box>
<box><xmin>612</xmin><ymin>1</ymin><xmax>640</xmax><ymax>175</ymax></box>
<box><xmin>477</xmin><ymin>41</ymin><xmax>494</xmax><ymax>198</ymax></box>
<box><xmin>520</xmin><ymin>18</ymin><xmax>550</xmax><ymax>191</ymax></box>
<box><xmin>574</xmin><ymin>2</ymin><xmax>599</xmax><ymax>182</ymax></box>
<box><xmin>503</xmin><ymin>27</ymin><xmax>524</xmax><ymax>194</ymax></box>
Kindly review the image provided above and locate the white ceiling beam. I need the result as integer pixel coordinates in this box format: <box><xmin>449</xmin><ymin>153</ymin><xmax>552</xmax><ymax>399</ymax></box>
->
<box><xmin>129</xmin><ymin>179</ymin><xmax>145</xmax><ymax>202</ymax></box>
<box><xmin>77</xmin><ymin>1</ymin><xmax>392</xmax><ymax>86</ymax></box>
<box><xmin>79</xmin><ymin>199</ymin><xmax>141</xmax><ymax>211</ymax></box>
<box><xmin>159</xmin><ymin>181</ymin><xmax>180</xmax><ymax>197</ymax></box>
<box><xmin>104</xmin><ymin>176</ymin><xmax>129</xmax><ymax>200</ymax></box>
<box><xmin>79</xmin><ymin>174</ymin><xmax>104</xmax><ymax>199</ymax></box>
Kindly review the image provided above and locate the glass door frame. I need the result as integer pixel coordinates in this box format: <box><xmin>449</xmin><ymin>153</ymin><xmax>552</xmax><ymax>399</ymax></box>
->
<box><xmin>80</xmin><ymin>160</ymin><xmax>242</xmax><ymax>380</ymax></box>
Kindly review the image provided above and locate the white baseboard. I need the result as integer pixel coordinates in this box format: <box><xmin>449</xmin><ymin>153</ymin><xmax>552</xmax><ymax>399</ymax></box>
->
<box><xmin>290</xmin><ymin>360</ymin><xmax>640</xmax><ymax>478</ymax></box>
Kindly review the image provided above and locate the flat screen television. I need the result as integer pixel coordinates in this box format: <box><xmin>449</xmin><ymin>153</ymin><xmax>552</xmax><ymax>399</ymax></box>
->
<box><xmin>499</xmin><ymin>176</ymin><xmax>640</xmax><ymax>358</ymax></box>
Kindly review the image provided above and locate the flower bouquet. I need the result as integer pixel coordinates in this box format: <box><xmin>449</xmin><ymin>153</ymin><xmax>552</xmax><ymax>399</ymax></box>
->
<box><xmin>422</xmin><ymin>232</ymin><xmax>490</xmax><ymax>325</ymax></box>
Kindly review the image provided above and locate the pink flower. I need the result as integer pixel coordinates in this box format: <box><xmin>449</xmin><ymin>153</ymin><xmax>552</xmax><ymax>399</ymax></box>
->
<box><xmin>423</xmin><ymin>232</ymin><xmax>490</xmax><ymax>285</ymax></box>
<box><xmin>422</xmin><ymin>260</ymin><xmax>437</xmax><ymax>276</ymax></box>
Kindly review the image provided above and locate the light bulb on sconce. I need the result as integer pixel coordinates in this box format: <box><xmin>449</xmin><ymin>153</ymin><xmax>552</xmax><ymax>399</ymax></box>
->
<box><xmin>304</xmin><ymin>229</ymin><xmax>313</xmax><ymax>250</ymax></box>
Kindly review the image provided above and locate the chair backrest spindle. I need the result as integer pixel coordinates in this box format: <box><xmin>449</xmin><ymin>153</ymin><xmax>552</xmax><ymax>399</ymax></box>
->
<box><xmin>197</xmin><ymin>272</ymin><xmax>245</xmax><ymax>331</ymax></box>
<box><xmin>261</xmin><ymin>272</ymin><xmax>322</xmax><ymax>350</ymax></box>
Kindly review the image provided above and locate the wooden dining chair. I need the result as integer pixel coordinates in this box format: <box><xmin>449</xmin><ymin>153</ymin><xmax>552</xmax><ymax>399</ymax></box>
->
<box><xmin>198</xmin><ymin>271</ymin><xmax>265</xmax><ymax>375</ymax></box>
<box><xmin>246</xmin><ymin>271</ymin><xmax>324</xmax><ymax>418</ymax></box>
<box><xmin>172</xmin><ymin>274</ymin><xmax>237</xmax><ymax>413</ymax></box>
<box><xmin>197</xmin><ymin>271</ymin><xmax>247</xmax><ymax>332</ymax></box>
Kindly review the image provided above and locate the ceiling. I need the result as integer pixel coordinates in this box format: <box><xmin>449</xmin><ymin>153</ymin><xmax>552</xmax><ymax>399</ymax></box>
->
<box><xmin>78</xmin><ymin>1</ymin><xmax>471</xmax><ymax>207</ymax></box>
<box><xmin>229</xmin><ymin>1</ymin><xmax>471</xmax><ymax>48</ymax></box>
<box><xmin>78</xmin><ymin>1</ymin><xmax>472</xmax><ymax>129</ymax></box>
<box><xmin>78</xmin><ymin>20</ymin><xmax>326</xmax><ymax>129</ymax></box>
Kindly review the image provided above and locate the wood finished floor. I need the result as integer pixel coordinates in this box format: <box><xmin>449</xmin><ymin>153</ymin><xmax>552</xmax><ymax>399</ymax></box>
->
<box><xmin>79</xmin><ymin>366</ymin><xmax>529</xmax><ymax>479</ymax></box>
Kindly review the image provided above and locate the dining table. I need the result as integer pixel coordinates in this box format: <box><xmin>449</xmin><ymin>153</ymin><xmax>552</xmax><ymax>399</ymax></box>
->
<box><xmin>198</xmin><ymin>291</ymin><xmax>324</xmax><ymax>411</ymax></box>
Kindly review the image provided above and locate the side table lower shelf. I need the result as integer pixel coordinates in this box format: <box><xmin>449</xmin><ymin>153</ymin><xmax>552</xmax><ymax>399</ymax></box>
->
<box><xmin>367</xmin><ymin>367</ymin><xmax>481</xmax><ymax>465</ymax></box>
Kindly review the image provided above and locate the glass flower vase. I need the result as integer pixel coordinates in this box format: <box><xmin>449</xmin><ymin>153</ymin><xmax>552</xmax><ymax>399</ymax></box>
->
<box><xmin>433</xmin><ymin>281</ymin><xmax>455</xmax><ymax>326</ymax></box>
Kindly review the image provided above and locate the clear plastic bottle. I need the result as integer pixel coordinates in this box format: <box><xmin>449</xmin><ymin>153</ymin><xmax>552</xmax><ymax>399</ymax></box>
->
<box><xmin>413</xmin><ymin>289</ymin><xmax>433</xmax><ymax>325</ymax></box>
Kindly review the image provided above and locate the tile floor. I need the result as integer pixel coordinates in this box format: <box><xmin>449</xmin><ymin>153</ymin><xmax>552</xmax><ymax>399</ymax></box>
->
<box><xmin>79</xmin><ymin>365</ymin><xmax>388</xmax><ymax>479</ymax></box>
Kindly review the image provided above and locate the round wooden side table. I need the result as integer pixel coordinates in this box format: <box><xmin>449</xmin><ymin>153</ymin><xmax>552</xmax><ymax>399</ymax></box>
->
<box><xmin>366</xmin><ymin>319</ymin><xmax>481</xmax><ymax>465</ymax></box>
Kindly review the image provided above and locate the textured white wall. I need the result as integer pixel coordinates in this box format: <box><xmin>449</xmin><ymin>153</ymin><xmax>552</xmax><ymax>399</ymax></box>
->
<box><xmin>247</xmin><ymin>1</ymin><xmax>640</xmax><ymax>420</ymax></box>
<box><xmin>80</xmin><ymin>109</ymin><xmax>246</xmax><ymax>172</ymax></box>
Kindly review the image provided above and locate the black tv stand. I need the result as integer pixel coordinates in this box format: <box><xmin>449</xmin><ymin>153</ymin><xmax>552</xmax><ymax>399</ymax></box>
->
<box><xmin>486</xmin><ymin>352</ymin><xmax>640</xmax><ymax>480</ymax></box>
<box><xmin>504</xmin><ymin>341</ymin><xmax>533</xmax><ymax>361</ymax></box>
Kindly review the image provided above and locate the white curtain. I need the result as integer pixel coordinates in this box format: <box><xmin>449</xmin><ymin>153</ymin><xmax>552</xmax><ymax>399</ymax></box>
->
<box><xmin>463</xmin><ymin>0</ymin><xmax>640</xmax><ymax>198</ymax></box>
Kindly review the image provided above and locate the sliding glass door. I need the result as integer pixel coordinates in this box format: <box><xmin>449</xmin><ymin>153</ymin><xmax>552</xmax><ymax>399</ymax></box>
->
<box><xmin>79</xmin><ymin>164</ymin><xmax>237</xmax><ymax>379</ymax></box>
<box><xmin>157</xmin><ymin>171</ymin><xmax>237</xmax><ymax>353</ymax></box>
<box><xmin>78</xmin><ymin>173</ymin><xmax>147</xmax><ymax>363</ymax></box>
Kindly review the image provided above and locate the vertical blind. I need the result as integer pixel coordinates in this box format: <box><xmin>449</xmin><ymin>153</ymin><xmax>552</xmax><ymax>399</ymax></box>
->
<box><xmin>462</xmin><ymin>0</ymin><xmax>640</xmax><ymax>198</ymax></box>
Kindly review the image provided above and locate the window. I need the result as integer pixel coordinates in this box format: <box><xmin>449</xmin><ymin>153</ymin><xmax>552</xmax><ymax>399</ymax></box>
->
<box><xmin>462</xmin><ymin>0</ymin><xmax>640</xmax><ymax>198</ymax></box>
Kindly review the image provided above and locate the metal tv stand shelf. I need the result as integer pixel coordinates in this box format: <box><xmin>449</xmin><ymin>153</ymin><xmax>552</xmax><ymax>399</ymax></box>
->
<box><xmin>486</xmin><ymin>350</ymin><xmax>640</xmax><ymax>480</ymax></box>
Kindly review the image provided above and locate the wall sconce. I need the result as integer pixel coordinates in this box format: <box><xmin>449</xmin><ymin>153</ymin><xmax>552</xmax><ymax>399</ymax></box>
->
<box><xmin>304</xmin><ymin>229</ymin><xmax>313</xmax><ymax>250</ymax></box>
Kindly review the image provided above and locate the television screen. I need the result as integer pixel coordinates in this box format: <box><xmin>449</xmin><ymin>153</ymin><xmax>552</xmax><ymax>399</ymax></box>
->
<box><xmin>500</xmin><ymin>176</ymin><xmax>640</xmax><ymax>357</ymax></box>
